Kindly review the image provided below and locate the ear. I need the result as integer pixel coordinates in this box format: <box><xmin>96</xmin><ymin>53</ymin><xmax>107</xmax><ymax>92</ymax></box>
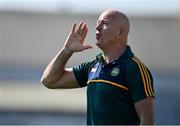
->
<box><xmin>120</xmin><ymin>28</ymin><xmax>125</xmax><ymax>35</ymax></box>
<box><xmin>118</xmin><ymin>28</ymin><xmax>124</xmax><ymax>38</ymax></box>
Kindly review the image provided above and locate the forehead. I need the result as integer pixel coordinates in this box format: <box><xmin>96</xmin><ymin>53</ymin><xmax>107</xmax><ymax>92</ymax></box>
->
<box><xmin>97</xmin><ymin>12</ymin><xmax>113</xmax><ymax>23</ymax></box>
<box><xmin>97</xmin><ymin>12</ymin><xmax>118</xmax><ymax>22</ymax></box>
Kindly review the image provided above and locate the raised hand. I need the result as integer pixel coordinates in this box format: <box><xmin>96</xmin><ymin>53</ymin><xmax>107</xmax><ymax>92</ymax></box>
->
<box><xmin>63</xmin><ymin>21</ymin><xmax>92</xmax><ymax>53</ymax></box>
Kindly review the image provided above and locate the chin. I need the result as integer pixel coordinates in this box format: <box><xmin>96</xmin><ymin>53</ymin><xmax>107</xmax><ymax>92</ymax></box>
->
<box><xmin>96</xmin><ymin>40</ymin><xmax>100</xmax><ymax>46</ymax></box>
<box><xmin>96</xmin><ymin>41</ymin><xmax>103</xmax><ymax>49</ymax></box>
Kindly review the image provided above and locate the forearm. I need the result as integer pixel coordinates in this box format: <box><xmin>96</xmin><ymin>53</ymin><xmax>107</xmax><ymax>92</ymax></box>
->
<box><xmin>139</xmin><ymin>104</ymin><xmax>154</xmax><ymax>125</ymax></box>
<box><xmin>135</xmin><ymin>97</ymin><xmax>154</xmax><ymax>125</ymax></box>
<box><xmin>41</xmin><ymin>47</ymin><xmax>73</xmax><ymax>85</ymax></box>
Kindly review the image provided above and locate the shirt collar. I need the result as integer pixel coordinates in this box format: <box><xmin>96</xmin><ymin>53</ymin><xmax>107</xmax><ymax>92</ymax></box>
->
<box><xmin>96</xmin><ymin>45</ymin><xmax>134</xmax><ymax>64</ymax></box>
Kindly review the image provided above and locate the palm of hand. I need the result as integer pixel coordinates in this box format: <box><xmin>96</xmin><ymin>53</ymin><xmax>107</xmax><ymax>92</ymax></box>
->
<box><xmin>64</xmin><ymin>21</ymin><xmax>92</xmax><ymax>52</ymax></box>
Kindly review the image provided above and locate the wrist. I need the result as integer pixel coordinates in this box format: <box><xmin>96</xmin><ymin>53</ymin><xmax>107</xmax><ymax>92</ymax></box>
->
<box><xmin>62</xmin><ymin>47</ymin><xmax>73</xmax><ymax>55</ymax></box>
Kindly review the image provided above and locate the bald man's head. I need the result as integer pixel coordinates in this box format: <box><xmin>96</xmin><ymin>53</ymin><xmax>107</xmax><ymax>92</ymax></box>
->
<box><xmin>96</xmin><ymin>9</ymin><xmax>130</xmax><ymax>48</ymax></box>
<box><xmin>101</xmin><ymin>9</ymin><xmax>130</xmax><ymax>34</ymax></box>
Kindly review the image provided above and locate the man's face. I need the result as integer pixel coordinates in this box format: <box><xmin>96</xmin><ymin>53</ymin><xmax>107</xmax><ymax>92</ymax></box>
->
<box><xmin>95</xmin><ymin>12</ymin><xmax>119</xmax><ymax>48</ymax></box>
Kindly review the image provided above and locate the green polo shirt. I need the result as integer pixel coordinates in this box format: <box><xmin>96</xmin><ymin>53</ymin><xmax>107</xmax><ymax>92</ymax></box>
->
<box><xmin>73</xmin><ymin>46</ymin><xmax>154</xmax><ymax>125</ymax></box>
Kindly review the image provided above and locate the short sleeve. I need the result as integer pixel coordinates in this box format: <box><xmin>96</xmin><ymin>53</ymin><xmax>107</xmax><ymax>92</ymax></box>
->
<box><xmin>73</xmin><ymin>60</ymin><xmax>97</xmax><ymax>87</ymax></box>
<box><xmin>126</xmin><ymin>57</ymin><xmax>154</xmax><ymax>103</ymax></box>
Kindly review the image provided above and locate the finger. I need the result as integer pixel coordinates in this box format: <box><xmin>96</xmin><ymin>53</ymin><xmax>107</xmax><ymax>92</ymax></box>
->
<box><xmin>76</xmin><ymin>21</ymin><xmax>84</xmax><ymax>34</ymax></box>
<box><xmin>79</xmin><ymin>23</ymin><xmax>85</xmax><ymax>36</ymax></box>
<box><xmin>81</xmin><ymin>23</ymin><xmax>86</xmax><ymax>30</ymax></box>
<box><xmin>81</xmin><ymin>23</ymin><xmax>88</xmax><ymax>39</ymax></box>
<box><xmin>82</xmin><ymin>45</ymin><xmax>93</xmax><ymax>50</ymax></box>
<box><xmin>71</xmin><ymin>22</ymin><xmax>76</xmax><ymax>33</ymax></box>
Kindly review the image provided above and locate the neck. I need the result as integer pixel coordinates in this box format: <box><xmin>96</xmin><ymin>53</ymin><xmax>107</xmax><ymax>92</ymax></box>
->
<box><xmin>103</xmin><ymin>44</ymin><xmax>127</xmax><ymax>63</ymax></box>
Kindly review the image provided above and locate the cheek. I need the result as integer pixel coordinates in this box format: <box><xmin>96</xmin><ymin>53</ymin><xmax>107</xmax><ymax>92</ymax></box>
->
<box><xmin>103</xmin><ymin>25</ymin><xmax>108</xmax><ymax>29</ymax></box>
<box><xmin>102</xmin><ymin>26</ymin><xmax>109</xmax><ymax>37</ymax></box>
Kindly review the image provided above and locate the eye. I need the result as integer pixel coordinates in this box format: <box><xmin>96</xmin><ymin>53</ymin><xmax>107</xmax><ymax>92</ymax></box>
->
<box><xmin>102</xmin><ymin>21</ymin><xmax>107</xmax><ymax>25</ymax></box>
<box><xmin>97</xmin><ymin>20</ymin><xmax>107</xmax><ymax>25</ymax></box>
<box><xmin>96</xmin><ymin>20</ymin><xmax>101</xmax><ymax>25</ymax></box>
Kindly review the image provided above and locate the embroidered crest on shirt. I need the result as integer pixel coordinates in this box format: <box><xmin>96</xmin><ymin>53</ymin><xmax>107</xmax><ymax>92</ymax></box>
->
<box><xmin>111</xmin><ymin>67</ymin><xmax>120</xmax><ymax>76</ymax></box>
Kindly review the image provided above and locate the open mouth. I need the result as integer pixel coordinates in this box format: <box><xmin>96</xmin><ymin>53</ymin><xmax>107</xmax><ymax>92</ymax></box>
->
<box><xmin>96</xmin><ymin>33</ymin><xmax>101</xmax><ymax>40</ymax></box>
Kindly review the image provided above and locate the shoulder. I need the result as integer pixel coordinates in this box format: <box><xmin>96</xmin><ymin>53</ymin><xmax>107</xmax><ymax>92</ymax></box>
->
<box><xmin>126</xmin><ymin>56</ymin><xmax>148</xmax><ymax>71</ymax></box>
<box><xmin>125</xmin><ymin>56</ymin><xmax>154</xmax><ymax>101</ymax></box>
<box><xmin>125</xmin><ymin>56</ymin><xmax>153</xmax><ymax>78</ymax></box>
<box><xmin>125</xmin><ymin>56</ymin><xmax>139</xmax><ymax>72</ymax></box>
<box><xmin>80</xmin><ymin>59</ymin><xmax>98</xmax><ymax>70</ymax></box>
<box><xmin>73</xmin><ymin>58</ymin><xmax>98</xmax><ymax>73</ymax></box>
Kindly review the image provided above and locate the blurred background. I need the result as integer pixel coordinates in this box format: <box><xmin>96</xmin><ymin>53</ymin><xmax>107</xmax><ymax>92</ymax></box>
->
<box><xmin>0</xmin><ymin>0</ymin><xmax>180</xmax><ymax>124</ymax></box>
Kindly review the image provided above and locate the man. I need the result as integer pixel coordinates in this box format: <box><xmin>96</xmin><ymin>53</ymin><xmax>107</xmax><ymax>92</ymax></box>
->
<box><xmin>41</xmin><ymin>9</ymin><xmax>155</xmax><ymax>125</ymax></box>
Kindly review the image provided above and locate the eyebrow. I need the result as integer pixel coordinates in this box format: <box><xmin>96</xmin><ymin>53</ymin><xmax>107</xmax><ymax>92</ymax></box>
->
<box><xmin>97</xmin><ymin>20</ymin><xmax>108</xmax><ymax>24</ymax></box>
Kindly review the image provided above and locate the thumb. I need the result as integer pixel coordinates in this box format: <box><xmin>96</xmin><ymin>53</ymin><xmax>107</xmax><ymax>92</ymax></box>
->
<box><xmin>82</xmin><ymin>45</ymin><xmax>93</xmax><ymax>50</ymax></box>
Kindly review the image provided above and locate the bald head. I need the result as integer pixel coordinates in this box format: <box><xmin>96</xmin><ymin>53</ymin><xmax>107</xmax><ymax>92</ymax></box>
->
<box><xmin>101</xmin><ymin>9</ymin><xmax>130</xmax><ymax>34</ymax></box>
<box><xmin>96</xmin><ymin>9</ymin><xmax>130</xmax><ymax>49</ymax></box>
